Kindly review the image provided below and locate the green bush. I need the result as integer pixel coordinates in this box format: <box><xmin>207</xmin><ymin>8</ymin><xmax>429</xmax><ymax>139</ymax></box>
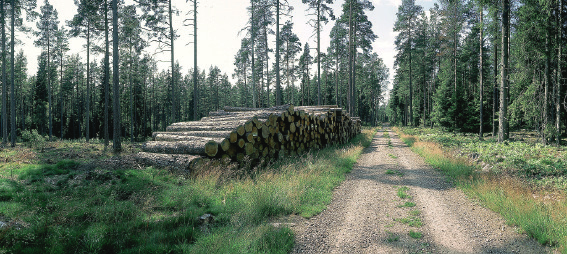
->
<box><xmin>21</xmin><ymin>129</ymin><xmax>46</xmax><ymax>148</ymax></box>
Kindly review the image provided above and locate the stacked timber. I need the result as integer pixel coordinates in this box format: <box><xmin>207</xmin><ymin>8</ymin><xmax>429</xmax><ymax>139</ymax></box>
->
<box><xmin>137</xmin><ymin>104</ymin><xmax>362</xmax><ymax>171</ymax></box>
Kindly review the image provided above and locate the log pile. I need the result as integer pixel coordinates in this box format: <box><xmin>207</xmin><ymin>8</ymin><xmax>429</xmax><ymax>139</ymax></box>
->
<box><xmin>137</xmin><ymin>104</ymin><xmax>362</xmax><ymax>171</ymax></box>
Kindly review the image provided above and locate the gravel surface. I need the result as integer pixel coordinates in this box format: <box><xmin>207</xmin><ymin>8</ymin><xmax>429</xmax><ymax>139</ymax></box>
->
<box><xmin>291</xmin><ymin>127</ymin><xmax>552</xmax><ymax>254</ymax></box>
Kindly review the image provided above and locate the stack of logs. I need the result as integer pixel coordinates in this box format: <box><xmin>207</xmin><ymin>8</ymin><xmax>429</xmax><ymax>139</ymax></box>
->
<box><xmin>137</xmin><ymin>105</ymin><xmax>361</xmax><ymax>171</ymax></box>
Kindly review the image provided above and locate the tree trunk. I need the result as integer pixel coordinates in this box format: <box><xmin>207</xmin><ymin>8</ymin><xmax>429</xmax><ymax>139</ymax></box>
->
<box><xmin>409</xmin><ymin>26</ymin><xmax>413</xmax><ymax>126</ymax></box>
<box><xmin>193</xmin><ymin>0</ymin><xmax>198</xmax><ymax>120</ymax></box>
<box><xmin>479</xmin><ymin>5</ymin><xmax>484</xmax><ymax>140</ymax></box>
<box><xmin>10</xmin><ymin>0</ymin><xmax>15</xmax><ymax>146</ymax></box>
<box><xmin>1</xmin><ymin>1</ymin><xmax>6</xmax><ymax>144</ymax></box>
<box><xmin>86</xmin><ymin>22</ymin><xmax>90</xmax><ymax>142</ymax></box>
<box><xmin>543</xmin><ymin>9</ymin><xmax>551</xmax><ymax>145</ymax></box>
<box><xmin>335</xmin><ymin>52</ymin><xmax>339</xmax><ymax>106</ymax></box>
<box><xmin>169</xmin><ymin>0</ymin><xmax>176</xmax><ymax>124</ymax></box>
<box><xmin>347</xmin><ymin>0</ymin><xmax>352</xmax><ymax>115</ymax></box>
<box><xmin>492</xmin><ymin>9</ymin><xmax>498</xmax><ymax>137</ymax></box>
<box><xmin>557</xmin><ymin>0</ymin><xmax>563</xmax><ymax>145</ymax></box>
<box><xmin>498</xmin><ymin>0</ymin><xmax>509</xmax><ymax>142</ymax></box>
<box><xmin>130</xmin><ymin>44</ymin><xmax>134</xmax><ymax>142</ymax></box>
<box><xmin>276</xmin><ymin>0</ymin><xmax>281</xmax><ymax>106</ymax></box>
<box><xmin>317</xmin><ymin>1</ymin><xmax>321</xmax><ymax>106</ymax></box>
<box><xmin>112</xmin><ymin>0</ymin><xmax>121</xmax><ymax>152</ymax></box>
<box><xmin>251</xmin><ymin>0</ymin><xmax>257</xmax><ymax>108</ymax></box>
<box><xmin>352</xmin><ymin>21</ymin><xmax>357</xmax><ymax>117</ymax></box>
<box><xmin>48</xmin><ymin>24</ymin><xmax>52</xmax><ymax>140</ymax></box>
<box><xmin>104</xmin><ymin>0</ymin><xmax>109</xmax><ymax>147</ymax></box>
<box><xmin>264</xmin><ymin>12</ymin><xmax>270</xmax><ymax>107</ymax></box>
<box><xmin>60</xmin><ymin>38</ymin><xmax>64</xmax><ymax>140</ymax></box>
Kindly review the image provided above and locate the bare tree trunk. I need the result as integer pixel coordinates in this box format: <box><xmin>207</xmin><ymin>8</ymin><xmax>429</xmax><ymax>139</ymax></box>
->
<box><xmin>130</xmin><ymin>44</ymin><xmax>134</xmax><ymax>142</ymax></box>
<box><xmin>347</xmin><ymin>0</ymin><xmax>352</xmax><ymax>114</ymax></box>
<box><xmin>1</xmin><ymin>1</ymin><xmax>6</xmax><ymax>144</ymax></box>
<box><xmin>60</xmin><ymin>39</ymin><xmax>64</xmax><ymax>140</ymax></box>
<box><xmin>193</xmin><ymin>0</ymin><xmax>198</xmax><ymax>119</ymax></box>
<box><xmin>317</xmin><ymin>1</ymin><xmax>321</xmax><ymax>106</ymax></box>
<box><xmin>335</xmin><ymin>53</ymin><xmax>339</xmax><ymax>106</ymax></box>
<box><xmin>543</xmin><ymin>14</ymin><xmax>551</xmax><ymax>145</ymax></box>
<box><xmin>104</xmin><ymin>0</ymin><xmax>109</xmax><ymax>147</ymax></box>
<box><xmin>10</xmin><ymin>0</ymin><xmax>15</xmax><ymax>146</ymax></box>
<box><xmin>493</xmin><ymin>9</ymin><xmax>498</xmax><ymax>137</ymax></box>
<box><xmin>86</xmin><ymin>22</ymin><xmax>90</xmax><ymax>142</ymax></box>
<box><xmin>251</xmin><ymin>0</ymin><xmax>257</xmax><ymax>108</ymax></box>
<box><xmin>409</xmin><ymin>28</ymin><xmax>413</xmax><ymax>126</ymax></box>
<box><xmin>479</xmin><ymin>5</ymin><xmax>484</xmax><ymax>140</ymax></box>
<box><xmin>557</xmin><ymin>0</ymin><xmax>563</xmax><ymax>145</ymax></box>
<box><xmin>352</xmin><ymin>21</ymin><xmax>357</xmax><ymax>117</ymax></box>
<box><xmin>48</xmin><ymin>25</ymin><xmax>52</xmax><ymax>140</ymax></box>
<box><xmin>276</xmin><ymin>0</ymin><xmax>281</xmax><ymax>106</ymax></box>
<box><xmin>264</xmin><ymin>13</ymin><xmax>270</xmax><ymax>107</ymax></box>
<box><xmin>498</xmin><ymin>0</ymin><xmax>509</xmax><ymax>142</ymax></box>
<box><xmin>112</xmin><ymin>0</ymin><xmax>121</xmax><ymax>152</ymax></box>
<box><xmin>169</xmin><ymin>0</ymin><xmax>176</xmax><ymax>124</ymax></box>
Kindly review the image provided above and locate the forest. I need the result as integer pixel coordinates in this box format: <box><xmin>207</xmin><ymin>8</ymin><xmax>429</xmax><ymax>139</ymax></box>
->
<box><xmin>0</xmin><ymin>0</ymin><xmax>388</xmax><ymax>152</ymax></box>
<box><xmin>388</xmin><ymin>0</ymin><xmax>566</xmax><ymax>144</ymax></box>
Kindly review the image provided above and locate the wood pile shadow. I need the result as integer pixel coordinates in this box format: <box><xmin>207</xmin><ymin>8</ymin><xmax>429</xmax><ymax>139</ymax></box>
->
<box><xmin>136</xmin><ymin>104</ymin><xmax>361</xmax><ymax>172</ymax></box>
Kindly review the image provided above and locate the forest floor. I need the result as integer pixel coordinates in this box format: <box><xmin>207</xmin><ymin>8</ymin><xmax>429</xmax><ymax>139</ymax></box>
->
<box><xmin>290</xmin><ymin>127</ymin><xmax>553</xmax><ymax>253</ymax></box>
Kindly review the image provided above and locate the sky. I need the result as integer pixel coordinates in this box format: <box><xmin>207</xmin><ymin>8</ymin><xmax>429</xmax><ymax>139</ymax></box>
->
<box><xmin>21</xmin><ymin>0</ymin><xmax>437</xmax><ymax>93</ymax></box>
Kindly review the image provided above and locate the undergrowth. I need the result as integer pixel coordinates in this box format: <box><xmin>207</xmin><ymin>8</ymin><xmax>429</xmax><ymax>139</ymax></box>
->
<box><xmin>0</xmin><ymin>128</ymin><xmax>377</xmax><ymax>253</ymax></box>
<box><xmin>394</xmin><ymin>127</ymin><xmax>567</xmax><ymax>253</ymax></box>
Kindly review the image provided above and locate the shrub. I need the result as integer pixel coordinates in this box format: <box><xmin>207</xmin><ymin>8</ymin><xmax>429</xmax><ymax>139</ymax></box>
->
<box><xmin>21</xmin><ymin>129</ymin><xmax>46</xmax><ymax>148</ymax></box>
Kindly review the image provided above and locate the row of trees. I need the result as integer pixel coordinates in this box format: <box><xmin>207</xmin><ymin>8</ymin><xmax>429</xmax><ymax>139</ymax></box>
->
<box><xmin>388</xmin><ymin>0</ymin><xmax>565</xmax><ymax>144</ymax></box>
<box><xmin>234</xmin><ymin>0</ymin><xmax>389</xmax><ymax>124</ymax></box>
<box><xmin>1</xmin><ymin>0</ymin><xmax>390</xmax><ymax>151</ymax></box>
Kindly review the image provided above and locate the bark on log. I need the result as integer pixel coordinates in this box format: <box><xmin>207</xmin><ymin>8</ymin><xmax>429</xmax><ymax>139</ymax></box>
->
<box><xmin>169</xmin><ymin>119</ymin><xmax>253</xmax><ymax>127</ymax></box>
<box><xmin>153</xmin><ymin>131</ymin><xmax>231</xmax><ymax>140</ymax></box>
<box><xmin>223</xmin><ymin>104</ymin><xmax>290</xmax><ymax>112</ymax></box>
<box><xmin>135</xmin><ymin>152</ymin><xmax>203</xmax><ymax>169</ymax></box>
<box><xmin>143</xmin><ymin>139</ymin><xmax>222</xmax><ymax>156</ymax></box>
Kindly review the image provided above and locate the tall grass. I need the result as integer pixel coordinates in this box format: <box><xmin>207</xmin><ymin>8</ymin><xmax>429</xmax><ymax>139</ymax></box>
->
<box><xmin>394</xmin><ymin>127</ymin><xmax>567</xmax><ymax>253</ymax></box>
<box><xmin>0</xmin><ymin>128</ymin><xmax>377</xmax><ymax>253</ymax></box>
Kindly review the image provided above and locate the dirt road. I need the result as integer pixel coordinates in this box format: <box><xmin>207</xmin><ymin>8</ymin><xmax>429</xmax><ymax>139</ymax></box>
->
<box><xmin>292</xmin><ymin>127</ymin><xmax>551</xmax><ymax>253</ymax></box>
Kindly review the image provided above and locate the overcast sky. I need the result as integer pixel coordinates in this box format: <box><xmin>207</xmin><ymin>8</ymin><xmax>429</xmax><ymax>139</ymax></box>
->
<box><xmin>21</xmin><ymin>0</ymin><xmax>436</xmax><ymax>91</ymax></box>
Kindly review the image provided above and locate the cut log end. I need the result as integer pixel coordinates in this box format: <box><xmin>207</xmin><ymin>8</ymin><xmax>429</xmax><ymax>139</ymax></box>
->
<box><xmin>205</xmin><ymin>141</ymin><xmax>219</xmax><ymax>157</ymax></box>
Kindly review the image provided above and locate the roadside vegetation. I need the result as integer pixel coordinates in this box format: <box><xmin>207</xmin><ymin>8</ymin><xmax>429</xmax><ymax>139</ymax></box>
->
<box><xmin>0</xmin><ymin>128</ymin><xmax>377</xmax><ymax>253</ymax></box>
<box><xmin>395</xmin><ymin>127</ymin><xmax>567</xmax><ymax>253</ymax></box>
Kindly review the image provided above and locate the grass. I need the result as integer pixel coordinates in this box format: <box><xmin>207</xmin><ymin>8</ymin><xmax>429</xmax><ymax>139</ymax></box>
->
<box><xmin>394</xmin><ymin>127</ymin><xmax>567</xmax><ymax>253</ymax></box>
<box><xmin>397</xmin><ymin>186</ymin><xmax>412</xmax><ymax>199</ymax></box>
<box><xmin>386</xmin><ymin>231</ymin><xmax>399</xmax><ymax>242</ymax></box>
<box><xmin>386</xmin><ymin>169</ymin><xmax>404</xmax><ymax>177</ymax></box>
<box><xmin>0</xmin><ymin>128</ymin><xmax>378</xmax><ymax>253</ymax></box>
<box><xmin>394</xmin><ymin>216</ymin><xmax>423</xmax><ymax>227</ymax></box>
<box><xmin>408</xmin><ymin>230</ymin><xmax>422</xmax><ymax>239</ymax></box>
<box><xmin>409</xmin><ymin>210</ymin><xmax>421</xmax><ymax>216</ymax></box>
<box><xmin>397</xmin><ymin>201</ymin><xmax>416</xmax><ymax>208</ymax></box>
<box><xmin>388</xmin><ymin>154</ymin><xmax>398</xmax><ymax>159</ymax></box>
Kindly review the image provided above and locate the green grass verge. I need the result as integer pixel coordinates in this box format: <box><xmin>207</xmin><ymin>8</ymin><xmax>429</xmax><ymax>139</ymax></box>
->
<box><xmin>0</xmin><ymin>128</ymin><xmax>377</xmax><ymax>253</ymax></box>
<box><xmin>394</xmin><ymin>127</ymin><xmax>567</xmax><ymax>253</ymax></box>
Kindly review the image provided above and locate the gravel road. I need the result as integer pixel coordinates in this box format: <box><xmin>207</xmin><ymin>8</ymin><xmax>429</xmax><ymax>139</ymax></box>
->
<box><xmin>291</xmin><ymin>127</ymin><xmax>552</xmax><ymax>254</ymax></box>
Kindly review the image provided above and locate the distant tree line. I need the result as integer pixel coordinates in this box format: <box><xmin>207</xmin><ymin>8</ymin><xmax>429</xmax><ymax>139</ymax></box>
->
<box><xmin>0</xmin><ymin>0</ymin><xmax>390</xmax><ymax>151</ymax></box>
<box><xmin>388</xmin><ymin>0</ymin><xmax>566</xmax><ymax>144</ymax></box>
